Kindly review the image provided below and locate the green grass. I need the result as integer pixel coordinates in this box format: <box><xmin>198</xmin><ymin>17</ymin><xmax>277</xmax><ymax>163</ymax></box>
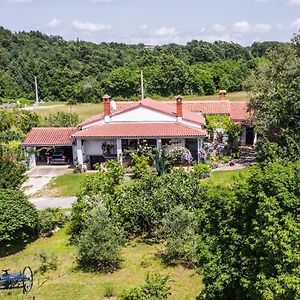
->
<box><xmin>32</xmin><ymin>92</ymin><xmax>248</xmax><ymax>121</ymax></box>
<box><xmin>0</xmin><ymin>228</ymin><xmax>202</xmax><ymax>300</ymax></box>
<box><xmin>36</xmin><ymin>173</ymin><xmax>90</xmax><ymax>197</ymax></box>
<box><xmin>34</xmin><ymin>103</ymin><xmax>103</xmax><ymax>121</ymax></box>
<box><xmin>207</xmin><ymin>167</ymin><xmax>251</xmax><ymax>186</ymax></box>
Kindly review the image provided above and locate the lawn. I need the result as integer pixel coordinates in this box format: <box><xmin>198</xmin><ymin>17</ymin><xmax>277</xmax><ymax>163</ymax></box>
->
<box><xmin>0</xmin><ymin>228</ymin><xmax>202</xmax><ymax>300</ymax></box>
<box><xmin>35</xmin><ymin>173</ymin><xmax>90</xmax><ymax>197</ymax></box>
<box><xmin>208</xmin><ymin>167</ymin><xmax>251</xmax><ymax>186</ymax></box>
<box><xmin>34</xmin><ymin>103</ymin><xmax>103</xmax><ymax>121</ymax></box>
<box><xmin>32</xmin><ymin>92</ymin><xmax>249</xmax><ymax>121</ymax></box>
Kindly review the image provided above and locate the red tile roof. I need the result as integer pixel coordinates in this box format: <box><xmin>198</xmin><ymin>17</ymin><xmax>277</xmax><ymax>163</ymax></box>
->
<box><xmin>230</xmin><ymin>102</ymin><xmax>250</xmax><ymax>122</ymax></box>
<box><xmin>79</xmin><ymin>98</ymin><xmax>205</xmax><ymax>127</ymax></box>
<box><xmin>23</xmin><ymin>127</ymin><xmax>77</xmax><ymax>146</ymax></box>
<box><xmin>72</xmin><ymin>123</ymin><xmax>207</xmax><ymax>138</ymax></box>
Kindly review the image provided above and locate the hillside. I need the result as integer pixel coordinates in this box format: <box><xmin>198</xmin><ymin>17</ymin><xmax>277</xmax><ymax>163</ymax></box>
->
<box><xmin>0</xmin><ymin>26</ymin><xmax>283</xmax><ymax>102</ymax></box>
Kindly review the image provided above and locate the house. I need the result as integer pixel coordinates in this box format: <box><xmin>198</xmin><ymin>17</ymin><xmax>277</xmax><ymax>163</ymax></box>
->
<box><xmin>23</xmin><ymin>95</ymin><xmax>208</xmax><ymax>169</ymax></box>
<box><xmin>23</xmin><ymin>91</ymin><xmax>253</xmax><ymax>169</ymax></box>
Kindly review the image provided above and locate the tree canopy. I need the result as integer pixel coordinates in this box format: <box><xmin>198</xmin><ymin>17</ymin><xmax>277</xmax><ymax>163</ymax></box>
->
<box><xmin>0</xmin><ymin>26</ymin><xmax>286</xmax><ymax>101</ymax></box>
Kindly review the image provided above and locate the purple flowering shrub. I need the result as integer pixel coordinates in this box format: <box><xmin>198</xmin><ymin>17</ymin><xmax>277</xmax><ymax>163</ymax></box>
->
<box><xmin>168</xmin><ymin>147</ymin><xmax>193</xmax><ymax>165</ymax></box>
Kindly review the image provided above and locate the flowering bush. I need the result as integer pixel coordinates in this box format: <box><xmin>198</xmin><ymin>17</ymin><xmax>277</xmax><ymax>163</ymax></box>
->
<box><xmin>168</xmin><ymin>147</ymin><xmax>193</xmax><ymax>165</ymax></box>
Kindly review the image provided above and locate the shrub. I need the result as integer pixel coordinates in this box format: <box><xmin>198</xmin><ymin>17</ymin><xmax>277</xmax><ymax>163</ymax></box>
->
<box><xmin>192</xmin><ymin>163</ymin><xmax>211</xmax><ymax>179</ymax></box>
<box><xmin>38</xmin><ymin>208</ymin><xmax>66</xmax><ymax>234</ymax></box>
<box><xmin>131</xmin><ymin>154</ymin><xmax>151</xmax><ymax>178</ymax></box>
<box><xmin>0</xmin><ymin>189</ymin><xmax>38</xmax><ymax>252</ymax></box>
<box><xmin>155</xmin><ymin>148</ymin><xmax>171</xmax><ymax>175</ymax></box>
<box><xmin>168</xmin><ymin>147</ymin><xmax>193</xmax><ymax>165</ymax></box>
<box><xmin>160</xmin><ymin>206</ymin><xmax>198</xmax><ymax>266</ymax></box>
<box><xmin>121</xmin><ymin>273</ymin><xmax>171</xmax><ymax>300</ymax></box>
<box><xmin>0</xmin><ymin>159</ymin><xmax>27</xmax><ymax>189</ymax></box>
<box><xmin>197</xmin><ymin>161</ymin><xmax>300</xmax><ymax>299</ymax></box>
<box><xmin>103</xmin><ymin>159</ymin><xmax>125</xmax><ymax>184</ymax></box>
<box><xmin>43</xmin><ymin>111</ymin><xmax>79</xmax><ymax>127</ymax></box>
<box><xmin>77</xmin><ymin>207</ymin><xmax>126</xmax><ymax>272</ymax></box>
<box><xmin>35</xmin><ymin>250</ymin><xmax>58</xmax><ymax>274</ymax></box>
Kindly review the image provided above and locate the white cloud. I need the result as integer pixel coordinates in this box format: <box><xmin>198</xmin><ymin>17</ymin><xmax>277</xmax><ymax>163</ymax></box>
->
<box><xmin>289</xmin><ymin>0</ymin><xmax>300</xmax><ymax>5</ymax></box>
<box><xmin>155</xmin><ymin>27</ymin><xmax>178</xmax><ymax>37</ymax></box>
<box><xmin>253</xmin><ymin>23</ymin><xmax>272</xmax><ymax>33</ymax></box>
<box><xmin>9</xmin><ymin>0</ymin><xmax>32</xmax><ymax>3</ymax></box>
<box><xmin>233</xmin><ymin>21</ymin><xmax>252</xmax><ymax>33</ymax></box>
<box><xmin>232</xmin><ymin>21</ymin><xmax>272</xmax><ymax>35</ymax></box>
<box><xmin>291</xmin><ymin>18</ymin><xmax>300</xmax><ymax>28</ymax></box>
<box><xmin>211</xmin><ymin>24</ymin><xmax>226</xmax><ymax>33</ymax></box>
<box><xmin>48</xmin><ymin>18</ymin><xmax>62</xmax><ymax>29</ymax></box>
<box><xmin>72</xmin><ymin>20</ymin><xmax>112</xmax><ymax>32</ymax></box>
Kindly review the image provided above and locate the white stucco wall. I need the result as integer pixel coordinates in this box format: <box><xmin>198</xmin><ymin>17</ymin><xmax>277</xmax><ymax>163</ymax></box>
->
<box><xmin>111</xmin><ymin>107</ymin><xmax>175</xmax><ymax>123</ymax></box>
<box><xmin>85</xmin><ymin>140</ymin><xmax>103</xmax><ymax>155</ymax></box>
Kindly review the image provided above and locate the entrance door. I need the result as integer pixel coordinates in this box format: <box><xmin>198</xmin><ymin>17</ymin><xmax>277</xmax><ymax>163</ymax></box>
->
<box><xmin>246</xmin><ymin>127</ymin><xmax>254</xmax><ymax>145</ymax></box>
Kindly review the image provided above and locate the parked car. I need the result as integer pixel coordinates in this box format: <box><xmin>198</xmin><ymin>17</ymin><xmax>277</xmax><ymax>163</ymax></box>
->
<box><xmin>49</xmin><ymin>150</ymin><xmax>69</xmax><ymax>165</ymax></box>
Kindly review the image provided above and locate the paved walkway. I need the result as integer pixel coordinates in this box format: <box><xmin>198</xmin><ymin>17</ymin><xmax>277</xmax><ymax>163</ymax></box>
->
<box><xmin>212</xmin><ymin>163</ymin><xmax>246</xmax><ymax>172</ymax></box>
<box><xmin>30</xmin><ymin>196</ymin><xmax>77</xmax><ymax>210</ymax></box>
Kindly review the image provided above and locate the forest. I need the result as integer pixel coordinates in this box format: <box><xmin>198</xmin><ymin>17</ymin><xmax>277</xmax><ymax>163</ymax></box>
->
<box><xmin>0</xmin><ymin>26</ymin><xmax>283</xmax><ymax>102</ymax></box>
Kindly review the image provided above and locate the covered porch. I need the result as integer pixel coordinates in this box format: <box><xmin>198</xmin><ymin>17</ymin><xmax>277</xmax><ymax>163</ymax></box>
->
<box><xmin>75</xmin><ymin>137</ymin><xmax>204</xmax><ymax>170</ymax></box>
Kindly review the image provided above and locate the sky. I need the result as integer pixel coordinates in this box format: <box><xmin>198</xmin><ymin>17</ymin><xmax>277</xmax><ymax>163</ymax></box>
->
<box><xmin>0</xmin><ymin>0</ymin><xmax>300</xmax><ymax>46</ymax></box>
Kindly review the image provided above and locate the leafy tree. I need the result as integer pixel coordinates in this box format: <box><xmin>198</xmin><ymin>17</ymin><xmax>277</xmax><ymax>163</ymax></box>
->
<box><xmin>43</xmin><ymin>111</ymin><xmax>79</xmax><ymax>127</ymax></box>
<box><xmin>131</xmin><ymin>154</ymin><xmax>152</xmax><ymax>178</ymax></box>
<box><xmin>161</xmin><ymin>205</ymin><xmax>198</xmax><ymax>266</ymax></box>
<box><xmin>0</xmin><ymin>189</ymin><xmax>38</xmax><ymax>252</ymax></box>
<box><xmin>77</xmin><ymin>207</ymin><xmax>126</xmax><ymax>272</ymax></box>
<box><xmin>121</xmin><ymin>273</ymin><xmax>171</xmax><ymax>300</ymax></box>
<box><xmin>197</xmin><ymin>162</ymin><xmax>300</xmax><ymax>300</ymax></box>
<box><xmin>0</xmin><ymin>159</ymin><xmax>27</xmax><ymax>189</ymax></box>
<box><xmin>245</xmin><ymin>42</ymin><xmax>300</xmax><ymax>162</ymax></box>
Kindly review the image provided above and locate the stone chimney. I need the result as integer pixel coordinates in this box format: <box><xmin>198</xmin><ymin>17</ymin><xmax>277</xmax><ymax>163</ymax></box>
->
<box><xmin>176</xmin><ymin>95</ymin><xmax>183</xmax><ymax>121</ymax></box>
<box><xmin>219</xmin><ymin>90</ymin><xmax>227</xmax><ymax>100</ymax></box>
<box><xmin>102</xmin><ymin>94</ymin><xmax>111</xmax><ymax>123</ymax></box>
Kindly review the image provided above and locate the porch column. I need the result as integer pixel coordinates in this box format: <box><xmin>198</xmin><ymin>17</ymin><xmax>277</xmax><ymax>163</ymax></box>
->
<box><xmin>27</xmin><ymin>147</ymin><xmax>36</xmax><ymax>168</ymax></box>
<box><xmin>157</xmin><ymin>138</ymin><xmax>162</xmax><ymax>149</ymax></box>
<box><xmin>197</xmin><ymin>138</ymin><xmax>202</xmax><ymax>163</ymax></box>
<box><xmin>253</xmin><ymin>132</ymin><xmax>258</xmax><ymax>146</ymax></box>
<box><xmin>76</xmin><ymin>139</ymin><xmax>83</xmax><ymax>165</ymax></box>
<box><xmin>117</xmin><ymin>139</ymin><xmax>122</xmax><ymax>163</ymax></box>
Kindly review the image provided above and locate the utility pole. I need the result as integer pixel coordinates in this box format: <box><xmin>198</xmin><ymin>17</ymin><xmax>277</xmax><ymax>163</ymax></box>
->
<box><xmin>34</xmin><ymin>76</ymin><xmax>39</xmax><ymax>107</ymax></box>
<box><xmin>141</xmin><ymin>70</ymin><xmax>145</xmax><ymax>100</ymax></box>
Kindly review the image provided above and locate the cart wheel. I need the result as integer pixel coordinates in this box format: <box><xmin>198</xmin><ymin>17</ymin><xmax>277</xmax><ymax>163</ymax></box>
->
<box><xmin>22</xmin><ymin>266</ymin><xmax>33</xmax><ymax>294</ymax></box>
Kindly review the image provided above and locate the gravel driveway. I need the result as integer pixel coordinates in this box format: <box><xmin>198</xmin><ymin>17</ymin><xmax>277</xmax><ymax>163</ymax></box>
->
<box><xmin>22</xmin><ymin>165</ymin><xmax>73</xmax><ymax>196</ymax></box>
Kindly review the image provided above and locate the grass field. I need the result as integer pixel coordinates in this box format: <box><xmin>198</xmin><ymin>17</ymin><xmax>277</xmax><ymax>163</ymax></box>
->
<box><xmin>37</xmin><ymin>167</ymin><xmax>250</xmax><ymax>198</ymax></box>
<box><xmin>31</xmin><ymin>91</ymin><xmax>249</xmax><ymax>121</ymax></box>
<box><xmin>207</xmin><ymin>167</ymin><xmax>250</xmax><ymax>186</ymax></box>
<box><xmin>34</xmin><ymin>103</ymin><xmax>103</xmax><ymax>121</ymax></box>
<box><xmin>0</xmin><ymin>228</ymin><xmax>202</xmax><ymax>300</ymax></box>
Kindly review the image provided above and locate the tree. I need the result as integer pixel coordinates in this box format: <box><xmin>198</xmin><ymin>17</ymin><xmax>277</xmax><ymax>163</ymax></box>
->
<box><xmin>161</xmin><ymin>205</ymin><xmax>198</xmax><ymax>266</ymax></box>
<box><xmin>0</xmin><ymin>189</ymin><xmax>38</xmax><ymax>253</ymax></box>
<box><xmin>0</xmin><ymin>159</ymin><xmax>27</xmax><ymax>189</ymax></box>
<box><xmin>245</xmin><ymin>42</ymin><xmax>300</xmax><ymax>162</ymax></box>
<box><xmin>121</xmin><ymin>273</ymin><xmax>171</xmax><ymax>300</ymax></box>
<box><xmin>77</xmin><ymin>207</ymin><xmax>126</xmax><ymax>272</ymax></box>
<box><xmin>43</xmin><ymin>111</ymin><xmax>79</xmax><ymax>127</ymax></box>
<box><xmin>197</xmin><ymin>162</ymin><xmax>300</xmax><ymax>300</ymax></box>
